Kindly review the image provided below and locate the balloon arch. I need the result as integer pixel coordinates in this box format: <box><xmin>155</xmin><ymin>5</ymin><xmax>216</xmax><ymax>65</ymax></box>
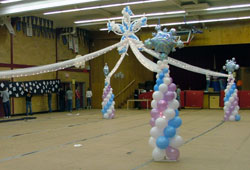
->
<box><xmin>0</xmin><ymin>6</ymin><xmax>241</xmax><ymax>161</ymax></box>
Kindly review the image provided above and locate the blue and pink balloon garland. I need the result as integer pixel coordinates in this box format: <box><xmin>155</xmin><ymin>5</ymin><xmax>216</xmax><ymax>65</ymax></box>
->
<box><xmin>101</xmin><ymin>81</ymin><xmax>115</xmax><ymax>119</ymax></box>
<box><xmin>223</xmin><ymin>58</ymin><xmax>240</xmax><ymax>121</ymax></box>
<box><xmin>149</xmin><ymin>60</ymin><xmax>184</xmax><ymax>161</ymax></box>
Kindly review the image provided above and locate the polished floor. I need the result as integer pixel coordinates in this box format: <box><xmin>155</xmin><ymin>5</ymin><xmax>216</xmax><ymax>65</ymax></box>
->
<box><xmin>0</xmin><ymin>109</ymin><xmax>250</xmax><ymax>170</ymax></box>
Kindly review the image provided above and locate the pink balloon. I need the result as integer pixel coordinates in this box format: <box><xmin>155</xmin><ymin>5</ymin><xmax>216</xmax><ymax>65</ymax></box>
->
<box><xmin>164</xmin><ymin>91</ymin><xmax>175</xmax><ymax>101</ymax></box>
<box><xmin>110</xmin><ymin>113</ymin><xmax>115</xmax><ymax>119</ymax></box>
<box><xmin>157</xmin><ymin>100</ymin><xmax>167</xmax><ymax>112</ymax></box>
<box><xmin>225</xmin><ymin>111</ymin><xmax>231</xmax><ymax>116</ymax></box>
<box><xmin>150</xmin><ymin>118</ymin><xmax>155</xmax><ymax>127</ymax></box>
<box><xmin>166</xmin><ymin>146</ymin><xmax>180</xmax><ymax>161</ymax></box>
<box><xmin>224</xmin><ymin>115</ymin><xmax>229</xmax><ymax>121</ymax></box>
<box><xmin>168</xmin><ymin>83</ymin><xmax>176</xmax><ymax>92</ymax></box>
<box><xmin>151</xmin><ymin>109</ymin><xmax>160</xmax><ymax>119</ymax></box>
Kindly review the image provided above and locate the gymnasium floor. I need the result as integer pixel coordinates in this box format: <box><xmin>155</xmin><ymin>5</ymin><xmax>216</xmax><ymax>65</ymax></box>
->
<box><xmin>0</xmin><ymin>109</ymin><xmax>250</xmax><ymax>170</ymax></box>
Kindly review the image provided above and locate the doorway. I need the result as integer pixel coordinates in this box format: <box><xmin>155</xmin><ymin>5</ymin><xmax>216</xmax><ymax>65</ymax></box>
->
<box><xmin>58</xmin><ymin>82</ymin><xmax>71</xmax><ymax>111</ymax></box>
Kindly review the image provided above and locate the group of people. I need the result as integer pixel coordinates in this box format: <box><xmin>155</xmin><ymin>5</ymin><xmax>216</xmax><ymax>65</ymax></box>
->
<box><xmin>1</xmin><ymin>84</ymin><xmax>93</xmax><ymax>118</ymax></box>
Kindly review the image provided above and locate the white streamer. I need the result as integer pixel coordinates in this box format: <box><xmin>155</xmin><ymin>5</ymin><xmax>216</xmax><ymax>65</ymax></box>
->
<box><xmin>129</xmin><ymin>40</ymin><xmax>160</xmax><ymax>73</ymax></box>
<box><xmin>105</xmin><ymin>44</ymin><xmax>129</xmax><ymax>83</ymax></box>
<box><xmin>143</xmin><ymin>47</ymin><xmax>229</xmax><ymax>78</ymax></box>
<box><xmin>0</xmin><ymin>41</ymin><xmax>125</xmax><ymax>79</ymax></box>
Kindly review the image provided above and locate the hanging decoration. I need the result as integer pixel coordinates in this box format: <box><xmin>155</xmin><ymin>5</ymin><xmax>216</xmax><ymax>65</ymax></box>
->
<box><xmin>223</xmin><ymin>58</ymin><xmax>241</xmax><ymax>121</ymax></box>
<box><xmin>144</xmin><ymin>25</ymin><xmax>184</xmax><ymax>60</ymax></box>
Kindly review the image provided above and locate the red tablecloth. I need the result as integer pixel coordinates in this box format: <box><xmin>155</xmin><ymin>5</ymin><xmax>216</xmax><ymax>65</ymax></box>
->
<box><xmin>185</xmin><ymin>90</ymin><xmax>204</xmax><ymax>108</ymax></box>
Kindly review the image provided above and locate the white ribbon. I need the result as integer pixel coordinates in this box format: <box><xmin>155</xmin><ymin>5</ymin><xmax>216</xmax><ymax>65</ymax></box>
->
<box><xmin>143</xmin><ymin>47</ymin><xmax>229</xmax><ymax>78</ymax></box>
<box><xmin>0</xmin><ymin>41</ymin><xmax>125</xmax><ymax>78</ymax></box>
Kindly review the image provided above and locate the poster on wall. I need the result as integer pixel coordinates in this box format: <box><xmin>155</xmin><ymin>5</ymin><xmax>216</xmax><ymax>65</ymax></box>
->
<box><xmin>73</xmin><ymin>36</ymin><xmax>79</xmax><ymax>53</ymax></box>
<box><xmin>0</xmin><ymin>79</ymin><xmax>60</xmax><ymax>97</ymax></box>
<box><xmin>69</xmin><ymin>35</ymin><xmax>73</xmax><ymax>49</ymax></box>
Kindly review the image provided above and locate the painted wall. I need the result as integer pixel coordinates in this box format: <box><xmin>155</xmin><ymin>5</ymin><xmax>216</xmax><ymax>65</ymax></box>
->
<box><xmin>0</xmin><ymin>26</ymin><xmax>90</xmax><ymax>115</ymax></box>
<box><xmin>90</xmin><ymin>39</ymin><xmax>154</xmax><ymax>108</ymax></box>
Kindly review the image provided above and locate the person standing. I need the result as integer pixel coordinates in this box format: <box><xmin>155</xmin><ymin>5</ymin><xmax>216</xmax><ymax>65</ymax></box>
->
<box><xmin>48</xmin><ymin>90</ymin><xmax>52</xmax><ymax>113</ymax></box>
<box><xmin>75</xmin><ymin>86</ymin><xmax>80</xmax><ymax>110</ymax></box>
<box><xmin>1</xmin><ymin>87</ymin><xmax>11</xmax><ymax>118</ymax></box>
<box><xmin>176</xmin><ymin>85</ymin><xmax>181</xmax><ymax>111</ymax></box>
<box><xmin>86</xmin><ymin>88</ymin><xmax>92</xmax><ymax>109</ymax></box>
<box><xmin>22</xmin><ymin>83</ymin><xmax>33</xmax><ymax>116</ymax></box>
<box><xmin>205</xmin><ymin>74</ymin><xmax>211</xmax><ymax>92</ymax></box>
<box><xmin>58</xmin><ymin>87</ymin><xmax>65</xmax><ymax>111</ymax></box>
<box><xmin>66</xmin><ymin>87</ymin><xmax>73</xmax><ymax>112</ymax></box>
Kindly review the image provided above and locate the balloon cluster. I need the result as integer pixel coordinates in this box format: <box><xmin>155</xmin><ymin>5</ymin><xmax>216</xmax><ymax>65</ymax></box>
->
<box><xmin>149</xmin><ymin>60</ymin><xmax>183</xmax><ymax>161</ymax></box>
<box><xmin>223</xmin><ymin>58</ymin><xmax>241</xmax><ymax>122</ymax></box>
<box><xmin>144</xmin><ymin>25</ymin><xmax>183</xmax><ymax>60</ymax></box>
<box><xmin>101</xmin><ymin>81</ymin><xmax>115</xmax><ymax>119</ymax></box>
<box><xmin>223</xmin><ymin>58</ymin><xmax>239</xmax><ymax>74</ymax></box>
<box><xmin>223</xmin><ymin>77</ymin><xmax>240</xmax><ymax>121</ymax></box>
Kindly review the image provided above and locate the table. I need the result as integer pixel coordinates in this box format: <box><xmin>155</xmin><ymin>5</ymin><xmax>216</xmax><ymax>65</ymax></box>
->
<box><xmin>127</xmin><ymin>99</ymin><xmax>152</xmax><ymax>110</ymax></box>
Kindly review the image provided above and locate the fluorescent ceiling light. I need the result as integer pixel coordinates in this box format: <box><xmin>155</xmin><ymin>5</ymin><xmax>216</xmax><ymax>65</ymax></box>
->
<box><xmin>75</xmin><ymin>10</ymin><xmax>185</xmax><ymax>24</ymax></box>
<box><xmin>1</xmin><ymin>0</ymin><xmax>98</xmax><ymax>15</ymax></box>
<box><xmin>44</xmin><ymin>0</ymin><xmax>165</xmax><ymax>15</ymax></box>
<box><xmin>206</xmin><ymin>4</ymin><xmax>250</xmax><ymax>11</ymax></box>
<box><xmin>0</xmin><ymin>0</ymin><xmax>22</xmax><ymax>4</ymax></box>
<box><xmin>100</xmin><ymin>16</ymin><xmax>250</xmax><ymax>30</ymax></box>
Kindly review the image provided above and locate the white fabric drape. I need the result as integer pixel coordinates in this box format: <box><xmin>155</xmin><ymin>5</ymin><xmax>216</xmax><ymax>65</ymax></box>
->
<box><xmin>143</xmin><ymin>47</ymin><xmax>229</xmax><ymax>77</ymax></box>
<box><xmin>0</xmin><ymin>41</ymin><xmax>124</xmax><ymax>79</ymax></box>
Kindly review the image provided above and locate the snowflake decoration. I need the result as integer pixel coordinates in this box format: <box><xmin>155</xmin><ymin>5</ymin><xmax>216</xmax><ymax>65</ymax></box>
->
<box><xmin>144</xmin><ymin>25</ymin><xmax>183</xmax><ymax>60</ymax></box>
<box><xmin>107</xmin><ymin>6</ymin><xmax>147</xmax><ymax>54</ymax></box>
<box><xmin>223</xmin><ymin>57</ymin><xmax>239</xmax><ymax>74</ymax></box>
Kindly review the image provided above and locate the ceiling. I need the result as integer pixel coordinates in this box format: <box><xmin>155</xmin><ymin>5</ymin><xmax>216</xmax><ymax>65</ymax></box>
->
<box><xmin>1</xmin><ymin>0</ymin><xmax>250</xmax><ymax>31</ymax></box>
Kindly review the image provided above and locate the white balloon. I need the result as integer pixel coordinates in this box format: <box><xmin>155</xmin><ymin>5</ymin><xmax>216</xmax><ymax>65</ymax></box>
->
<box><xmin>235</xmin><ymin>106</ymin><xmax>240</xmax><ymax>111</ymax></box>
<box><xmin>163</xmin><ymin>60</ymin><xmax>168</xmax><ymax>65</ymax></box>
<box><xmin>153</xmin><ymin>91</ymin><xmax>163</xmax><ymax>101</ymax></box>
<box><xmin>169</xmin><ymin>135</ymin><xmax>184</xmax><ymax>148</ymax></box>
<box><xmin>229</xmin><ymin>97</ymin><xmax>234</xmax><ymax>103</ymax></box>
<box><xmin>232</xmin><ymin>110</ymin><xmax>238</xmax><ymax>115</ymax></box>
<box><xmin>148</xmin><ymin>137</ymin><xmax>156</xmax><ymax>148</ymax></box>
<box><xmin>157</xmin><ymin>61</ymin><xmax>163</xmax><ymax>66</ymax></box>
<box><xmin>229</xmin><ymin>115</ymin><xmax>235</xmax><ymax>121</ymax></box>
<box><xmin>155</xmin><ymin>118</ymin><xmax>167</xmax><ymax>129</ymax></box>
<box><xmin>152</xmin><ymin>147</ymin><xmax>165</xmax><ymax>161</ymax></box>
<box><xmin>107</xmin><ymin>94</ymin><xmax>111</xmax><ymax>99</ymax></box>
<box><xmin>174</xmin><ymin>92</ymin><xmax>177</xmax><ymax>99</ymax></box>
<box><xmin>151</xmin><ymin>100</ymin><xmax>157</xmax><ymax>109</ymax></box>
<box><xmin>223</xmin><ymin>106</ymin><xmax>227</xmax><ymax>111</ymax></box>
<box><xmin>225</xmin><ymin>101</ymin><xmax>229</xmax><ymax>106</ymax></box>
<box><xmin>163</xmin><ymin>77</ymin><xmax>171</xmax><ymax>85</ymax></box>
<box><xmin>235</xmin><ymin>89</ymin><xmax>238</xmax><ymax>93</ymax></box>
<box><xmin>168</xmin><ymin>100</ymin><xmax>179</xmax><ymax>110</ymax></box>
<box><xmin>156</xmin><ymin>74</ymin><xmax>159</xmax><ymax>79</ymax></box>
<box><xmin>103</xmin><ymin>113</ymin><xmax>109</xmax><ymax>119</ymax></box>
<box><xmin>159</xmin><ymin>64</ymin><xmax>165</xmax><ymax>69</ymax></box>
<box><xmin>104</xmin><ymin>98</ymin><xmax>108</xmax><ymax>102</ymax></box>
<box><xmin>150</xmin><ymin>127</ymin><xmax>162</xmax><ymax>139</ymax></box>
<box><xmin>111</xmin><ymin>106</ymin><xmax>114</xmax><ymax>110</ymax></box>
<box><xmin>107</xmin><ymin>109</ymin><xmax>112</xmax><ymax>114</ymax></box>
<box><xmin>159</xmin><ymin>84</ymin><xmax>168</xmax><ymax>93</ymax></box>
<box><xmin>163</xmin><ymin>108</ymin><xmax>175</xmax><ymax>120</ymax></box>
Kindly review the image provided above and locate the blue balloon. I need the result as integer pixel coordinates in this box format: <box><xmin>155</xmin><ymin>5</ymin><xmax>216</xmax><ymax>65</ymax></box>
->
<box><xmin>229</xmin><ymin>89</ymin><xmax>234</xmax><ymax>94</ymax></box>
<box><xmin>235</xmin><ymin>114</ymin><xmax>241</xmax><ymax>121</ymax></box>
<box><xmin>164</xmin><ymin>126</ymin><xmax>176</xmax><ymax>138</ymax></box>
<box><xmin>104</xmin><ymin>105</ymin><xmax>108</xmax><ymax>110</ymax></box>
<box><xmin>154</xmin><ymin>85</ymin><xmax>159</xmax><ymax>91</ymax></box>
<box><xmin>156</xmin><ymin>136</ymin><xmax>169</xmax><ymax>149</ymax></box>
<box><xmin>111</xmin><ymin>94</ymin><xmax>115</xmax><ymax>98</ymax></box>
<box><xmin>159</xmin><ymin>72</ymin><xmax>164</xmax><ymax>79</ymax></box>
<box><xmin>105</xmin><ymin>82</ymin><xmax>108</xmax><ymax>86</ymax></box>
<box><xmin>175</xmin><ymin>109</ymin><xmax>179</xmax><ymax>116</ymax></box>
<box><xmin>168</xmin><ymin>116</ymin><xmax>182</xmax><ymax>128</ymax></box>
<box><xmin>101</xmin><ymin>109</ymin><xmax>105</xmax><ymax>114</ymax></box>
<box><xmin>163</xmin><ymin>68</ymin><xmax>168</xmax><ymax>74</ymax></box>
<box><xmin>156</xmin><ymin>78</ymin><xmax>163</xmax><ymax>85</ymax></box>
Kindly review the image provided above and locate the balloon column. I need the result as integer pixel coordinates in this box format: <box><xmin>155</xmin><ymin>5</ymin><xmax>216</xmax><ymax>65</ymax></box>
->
<box><xmin>223</xmin><ymin>58</ymin><xmax>240</xmax><ymax>121</ymax></box>
<box><xmin>101</xmin><ymin>63</ymin><xmax>115</xmax><ymax>119</ymax></box>
<box><xmin>147</xmin><ymin>26</ymin><xmax>184</xmax><ymax>161</ymax></box>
